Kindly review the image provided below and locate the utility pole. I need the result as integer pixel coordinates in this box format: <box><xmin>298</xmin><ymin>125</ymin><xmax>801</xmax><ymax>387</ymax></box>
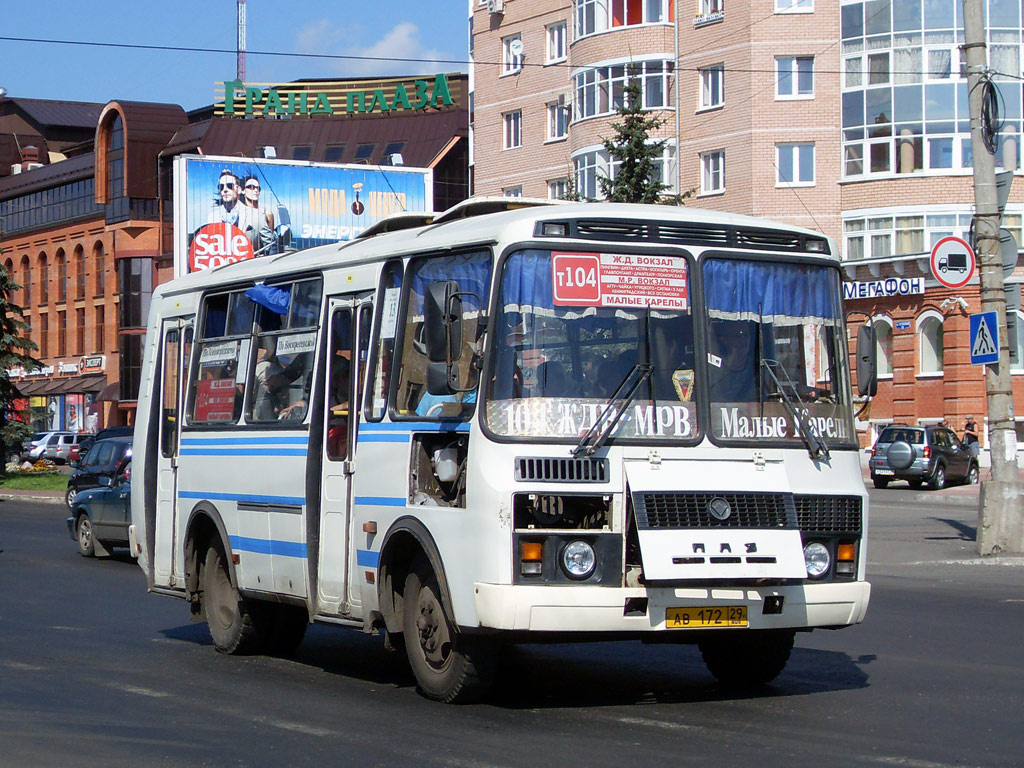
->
<box><xmin>963</xmin><ymin>0</ymin><xmax>1023</xmax><ymax>554</ymax></box>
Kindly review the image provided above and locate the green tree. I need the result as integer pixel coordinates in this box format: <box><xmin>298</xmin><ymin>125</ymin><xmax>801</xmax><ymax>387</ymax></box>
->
<box><xmin>598</xmin><ymin>76</ymin><xmax>690</xmax><ymax>205</ymax></box>
<box><xmin>0</xmin><ymin>256</ymin><xmax>39</xmax><ymax>472</ymax></box>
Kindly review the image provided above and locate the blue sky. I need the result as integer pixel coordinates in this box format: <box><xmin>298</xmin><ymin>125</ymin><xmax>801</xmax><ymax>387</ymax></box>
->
<box><xmin>0</xmin><ymin>0</ymin><xmax>470</xmax><ymax>111</ymax></box>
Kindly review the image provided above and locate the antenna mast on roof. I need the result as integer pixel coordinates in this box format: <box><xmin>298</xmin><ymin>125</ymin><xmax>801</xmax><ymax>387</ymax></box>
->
<box><xmin>237</xmin><ymin>0</ymin><xmax>247</xmax><ymax>82</ymax></box>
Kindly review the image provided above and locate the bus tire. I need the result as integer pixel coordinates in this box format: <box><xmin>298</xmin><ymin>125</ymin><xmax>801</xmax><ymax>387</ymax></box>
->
<box><xmin>202</xmin><ymin>543</ymin><xmax>263</xmax><ymax>655</ymax></box>
<box><xmin>699</xmin><ymin>629</ymin><xmax>794</xmax><ymax>687</ymax></box>
<box><xmin>402</xmin><ymin>559</ymin><xmax>494</xmax><ymax>703</ymax></box>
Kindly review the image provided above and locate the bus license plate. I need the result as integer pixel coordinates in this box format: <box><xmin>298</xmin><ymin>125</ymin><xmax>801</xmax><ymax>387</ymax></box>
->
<box><xmin>666</xmin><ymin>606</ymin><xmax>748</xmax><ymax>628</ymax></box>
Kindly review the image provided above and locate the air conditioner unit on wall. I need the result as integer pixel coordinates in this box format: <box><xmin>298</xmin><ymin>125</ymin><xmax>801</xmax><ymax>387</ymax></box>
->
<box><xmin>10</xmin><ymin>163</ymin><xmax>21</xmax><ymax>174</ymax></box>
<box><xmin>488</xmin><ymin>0</ymin><xmax>505</xmax><ymax>14</ymax></box>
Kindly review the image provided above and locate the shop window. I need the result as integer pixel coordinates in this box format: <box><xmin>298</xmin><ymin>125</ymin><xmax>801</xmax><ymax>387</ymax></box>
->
<box><xmin>918</xmin><ymin>313</ymin><xmax>944</xmax><ymax>375</ymax></box>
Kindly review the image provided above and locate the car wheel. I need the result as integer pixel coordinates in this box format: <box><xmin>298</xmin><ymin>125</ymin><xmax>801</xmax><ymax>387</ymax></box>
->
<box><xmin>402</xmin><ymin>557</ymin><xmax>495</xmax><ymax>703</ymax></box>
<box><xmin>700</xmin><ymin>629</ymin><xmax>795</xmax><ymax>687</ymax></box>
<box><xmin>967</xmin><ymin>464</ymin><xmax>980</xmax><ymax>485</ymax></box>
<box><xmin>76</xmin><ymin>515</ymin><xmax>95</xmax><ymax>557</ymax></box>
<box><xmin>201</xmin><ymin>542</ymin><xmax>264</xmax><ymax>654</ymax></box>
<box><xmin>872</xmin><ymin>477</ymin><xmax>889</xmax><ymax>489</ymax></box>
<box><xmin>65</xmin><ymin>486</ymin><xmax>77</xmax><ymax>508</ymax></box>
<box><xmin>929</xmin><ymin>464</ymin><xmax>946</xmax><ymax>491</ymax></box>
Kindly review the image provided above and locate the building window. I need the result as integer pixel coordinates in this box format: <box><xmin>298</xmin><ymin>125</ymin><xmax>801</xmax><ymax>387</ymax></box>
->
<box><xmin>700</xmin><ymin>150</ymin><xmax>725</xmax><ymax>194</ymax></box>
<box><xmin>776</xmin><ymin>56</ymin><xmax>814</xmax><ymax>98</ymax></box>
<box><xmin>503</xmin><ymin>186</ymin><xmax>523</xmax><ymax>197</ymax></box>
<box><xmin>546</xmin><ymin>22</ymin><xmax>567</xmax><ymax>63</ymax></box>
<box><xmin>547</xmin><ymin>101</ymin><xmax>569</xmax><ymax>140</ymax></box>
<box><xmin>873</xmin><ymin>317</ymin><xmax>893</xmax><ymax>377</ymax></box>
<box><xmin>842</xmin><ymin>210</ymin><xmax>986</xmax><ymax>261</ymax></box>
<box><xmin>699</xmin><ymin>65</ymin><xmax>724</xmax><ymax>109</ymax></box>
<box><xmin>106</xmin><ymin>113</ymin><xmax>124</xmax><ymax>202</ymax></box>
<box><xmin>324</xmin><ymin>145</ymin><xmax>345</xmax><ymax>163</ymax></box>
<box><xmin>1013</xmin><ymin>311</ymin><xmax>1024</xmax><ymax>373</ymax></box>
<box><xmin>573</xmin><ymin>149</ymin><xmax>610</xmax><ymax>199</ymax></box>
<box><xmin>39</xmin><ymin>314</ymin><xmax>48</xmax><ymax>358</ymax></box>
<box><xmin>94</xmin><ymin>242</ymin><xmax>105</xmax><ymax>296</ymax></box>
<box><xmin>96</xmin><ymin>305</ymin><xmax>105</xmax><ymax>352</ymax></box>
<box><xmin>697</xmin><ymin>0</ymin><xmax>723</xmax><ymax>20</ymax></box>
<box><xmin>56</xmin><ymin>250</ymin><xmax>67</xmax><ymax>303</ymax></box>
<box><xmin>38</xmin><ymin>253</ymin><xmax>48</xmax><ymax>305</ymax></box>
<box><xmin>574</xmin><ymin>60</ymin><xmax>674</xmax><ymax>120</ymax></box>
<box><xmin>75</xmin><ymin>245</ymin><xmax>86</xmax><ymax>300</ymax></box>
<box><xmin>502</xmin><ymin>34</ymin><xmax>523</xmax><ymax>75</ymax></box>
<box><xmin>57</xmin><ymin>310</ymin><xmax>67</xmax><ymax>357</ymax></box>
<box><xmin>20</xmin><ymin>256</ymin><xmax>31</xmax><ymax>307</ymax></box>
<box><xmin>575</xmin><ymin>0</ymin><xmax>673</xmax><ymax>37</ymax></box>
<box><xmin>354</xmin><ymin>144</ymin><xmax>375</xmax><ymax>164</ymax></box>
<box><xmin>776</xmin><ymin>143</ymin><xmax>815</xmax><ymax>185</ymax></box>
<box><xmin>918</xmin><ymin>313</ymin><xmax>944</xmax><ymax>375</ymax></box>
<box><xmin>503</xmin><ymin>111</ymin><xmax>522</xmax><ymax>149</ymax></box>
<box><xmin>76</xmin><ymin>308</ymin><xmax>85</xmax><ymax>355</ymax></box>
<box><xmin>548</xmin><ymin>178</ymin><xmax>569</xmax><ymax>199</ymax></box>
<box><xmin>291</xmin><ymin>146</ymin><xmax>312</xmax><ymax>161</ymax></box>
<box><xmin>118</xmin><ymin>257</ymin><xmax>153</xmax><ymax>330</ymax></box>
<box><xmin>776</xmin><ymin>0</ymin><xmax>812</xmax><ymax>11</ymax></box>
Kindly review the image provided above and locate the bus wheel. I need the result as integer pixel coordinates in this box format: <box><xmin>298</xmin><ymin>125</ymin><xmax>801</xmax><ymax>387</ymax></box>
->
<box><xmin>402</xmin><ymin>559</ymin><xmax>494</xmax><ymax>703</ymax></box>
<box><xmin>699</xmin><ymin>630</ymin><xmax>794</xmax><ymax>687</ymax></box>
<box><xmin>76</xmin><ymin>515</ymin><xmax>95</xmax><ymax>557</ymax></box>
<box><xmin>202</xmin><ymin>543</ymin><xmax>263</xmax><ymax>655</ymax></box>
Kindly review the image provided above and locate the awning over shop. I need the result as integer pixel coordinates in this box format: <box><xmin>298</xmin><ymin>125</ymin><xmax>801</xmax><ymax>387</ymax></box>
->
<box><xmin>9</xmin><ymin>374</ymin><xmax>107</xmax><ymax>397</ymax></box>
<box><xmin>96</xmin><ymin>381</ymin><xmax>120</xmax><ymax>402</ymax></box>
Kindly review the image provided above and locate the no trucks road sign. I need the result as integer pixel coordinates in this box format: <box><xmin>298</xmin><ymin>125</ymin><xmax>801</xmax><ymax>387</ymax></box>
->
<box><xmin>930</xmin><ymin>236</ymin><xmax>976</xmax><ymax>289</ymax></box>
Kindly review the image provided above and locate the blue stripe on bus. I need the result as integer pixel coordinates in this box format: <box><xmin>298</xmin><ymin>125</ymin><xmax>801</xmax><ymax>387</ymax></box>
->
<box><xmin>353</xmin><ymin>496</ymin><xmax>407</xmax><ymax>507</ymax></box>
<box><xmin>229</xmin><ymin>535</ymin><xmax>307</xmax><ymax>559</ymax></box>
<box><xmin>182</xmin><ymin>436</ymin><xmax>309</xmax><ymax>445</ymax></box>
<box><xmin>359</xmin><ymin>422</ymin><xmax>471</xmax><ymax>432</ymax></box>
<box><xmin>356</xmin><ymin>434</ymin><xmax>411</xmax><ymax>443</ymax></box>
<box><xmin>179</xmin><ymin>490</ymin><xmax>306</xmax><ymax>506</ymax></box>
<box><xmin>356</xmin><ymin>549</ymin><xmax>380</xmax><ymax>568</ymax></box>
<box><xmin>180</xmin><ymin>448</ymin><xmax>308</xmax><ymax>456</ymax></box>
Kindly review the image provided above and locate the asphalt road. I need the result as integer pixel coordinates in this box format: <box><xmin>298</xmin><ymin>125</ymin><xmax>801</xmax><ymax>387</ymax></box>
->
<box><xmin>1</xmin><ymin>488</ymin><xmax>1022</xmax><ymax>767</ymax></box>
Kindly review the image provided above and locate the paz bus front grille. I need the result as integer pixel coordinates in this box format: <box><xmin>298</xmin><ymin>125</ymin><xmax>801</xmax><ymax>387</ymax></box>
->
<box><xmin>632</xmin><ymin>492</ymin><xmax>862</xmax><ymax>534</ymax></box>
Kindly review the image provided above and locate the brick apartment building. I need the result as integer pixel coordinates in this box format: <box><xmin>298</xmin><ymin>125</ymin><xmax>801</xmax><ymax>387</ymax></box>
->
<box><xmin>1</xmin><ymin>76</ymin><xmax>469</xmax><ymax>432</ymax></box>
<box><xmin>470</xmin><ymin>0</ymin><xmax>1024</xmax><ymax>453</ymax></box>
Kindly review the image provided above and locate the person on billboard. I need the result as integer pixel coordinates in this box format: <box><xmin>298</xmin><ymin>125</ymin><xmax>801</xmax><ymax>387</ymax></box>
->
<box><xmin>241</xmin><ymin>175</ymin><xmax>278</xmax><ymax>256</ymax></box>
<box><xmin>208</xmin><ymin>169</ymin><xmax>272</xmax><ymax>254</ymax></box>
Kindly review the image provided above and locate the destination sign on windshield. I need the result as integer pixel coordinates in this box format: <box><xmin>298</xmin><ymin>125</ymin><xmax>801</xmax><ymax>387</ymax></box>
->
<box><xmin>552</xmin><ymin>252</ymin><xmax>688</xmax><ymax>310</ymax></box>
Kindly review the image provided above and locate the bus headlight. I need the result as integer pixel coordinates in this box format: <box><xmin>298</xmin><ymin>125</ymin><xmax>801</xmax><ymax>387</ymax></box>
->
<box><xmin>803</xmin><ymin>542</ymin><xmax>830</xmax><ymax>579</ymax></box>
<box><xmin>561</xmin><ymin>540</ymin><xmax>596</xmax><ymax>579</ymax></box>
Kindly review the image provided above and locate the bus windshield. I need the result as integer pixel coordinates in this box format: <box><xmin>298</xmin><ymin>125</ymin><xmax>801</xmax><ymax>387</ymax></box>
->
<box><xmin>485</xmin><ymin>248</ymin><xmax>698</xmax><ymax>442</ymax></box>
<box><xmin>703</xmin><ymin>257</ymin><xmax>854</xmax><ymax>447</ymax></box>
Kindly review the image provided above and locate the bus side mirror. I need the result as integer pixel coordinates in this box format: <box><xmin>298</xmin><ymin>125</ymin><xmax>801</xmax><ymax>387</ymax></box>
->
<box><xmin>426</xmin><ymin>361</ymin><xmax>460</xmax><ymax>395</ymax></box>
<box><xmin>856</xmin><ymin>325</ymin><xmax>878</xmax><ymax>398</ymax></box>
<box><xmin>424</xmin><ymin>281</ymin><xmax>463</xmax><ymax>363</ymax></box>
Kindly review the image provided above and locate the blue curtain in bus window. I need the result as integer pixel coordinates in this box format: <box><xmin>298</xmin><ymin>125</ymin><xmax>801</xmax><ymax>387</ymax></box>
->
<box><xmin>408</xmin><ymin>251</ymin><xmax>491</xmax><ymax>310</ymax></box>
<box><xmin>246</xmin><ymin>284</ymin><xmax>290</xmax><ymax>315</ymax></box>
<box><xmin>500</xmin><ymin>250</ymin><xmax>554</xmax><ymax>311</ymax></box>
<box><xmin>703</xmin><ymin>259</ymin><xmax>840</xmax><ymax>325</ymax></box>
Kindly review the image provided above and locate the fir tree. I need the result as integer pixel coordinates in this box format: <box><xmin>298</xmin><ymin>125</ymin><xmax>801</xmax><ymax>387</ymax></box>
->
<box><xmin>598</xmin><ymin>75</ymin><xmax>690</xmax><ymax>205</ymax></box>
<box><xmin>0</xmin><ymin>255</ymin><xmax>39</xmax><ymax>472</ymax></box>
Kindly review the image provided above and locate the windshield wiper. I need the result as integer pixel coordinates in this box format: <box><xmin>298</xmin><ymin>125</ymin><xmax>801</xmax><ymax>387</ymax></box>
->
<box><xmin>572</xmin><ymin>363</ymin><xmax>653</xmax><ymax>457</ymax></box>
<box><xmin>760</xmin><ymin>359</ymin><xmax>830</xmax><ymax>463</ymax></box>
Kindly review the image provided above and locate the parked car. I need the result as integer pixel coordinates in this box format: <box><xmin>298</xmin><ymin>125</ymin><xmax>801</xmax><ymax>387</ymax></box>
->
<box><xmin>76</xmin><ymin>426</ymin><xmax>134</xmax><ymax>459</ymax></box>
<box><xmin>65</xmin><ymin>436</ymin><xmax>132</xmax><ymax>508</ymax></box>
<box><xmin>869</xmin><ymin>424</ymin><xmax>979</xmax><ymax>490</ymax></box>
<box><xmin>21</xmin><ymin>431</ymin><xmax>73</xmax><ymax>462</ymax></box>
<box><xmin>52</xmin><ymin>433</ymin><xmax>90</xmax><ymax>464</ymax></box>
<box><xmin>67</xmin><ymin>443</ymin><xmax>81</xmax><ymax>464</ymax></box>
<box><xmin>67</xmin><ymin>460</ymin><xmax>132</xmax><ymax>557</ymax></box>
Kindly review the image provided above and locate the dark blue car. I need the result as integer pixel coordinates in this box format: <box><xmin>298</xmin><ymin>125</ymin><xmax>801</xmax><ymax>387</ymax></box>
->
<box><xmin>66</xmin><ymin>460</ymin><xmax>131</xmax><ymax>557</ymax></box>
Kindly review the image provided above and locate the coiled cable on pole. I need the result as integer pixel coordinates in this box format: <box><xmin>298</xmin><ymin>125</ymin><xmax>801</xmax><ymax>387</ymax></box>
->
<box><xmin>977</xmin><ymin>70</ymin><xmax>1001</xmax><ymax>155</ymax></box>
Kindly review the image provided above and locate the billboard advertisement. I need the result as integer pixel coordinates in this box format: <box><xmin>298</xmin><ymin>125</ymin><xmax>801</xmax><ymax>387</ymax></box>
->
<box><xmin>173</xmin><ymin>154</ymin><xmax>432</xmax><ymax>277</ymax></box>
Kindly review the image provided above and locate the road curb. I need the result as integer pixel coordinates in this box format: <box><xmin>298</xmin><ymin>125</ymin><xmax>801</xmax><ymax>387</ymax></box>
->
<box><xmin>0</xmin><ymin>492</ymin><xmax>65</xmax><ymax>506</ymax></box>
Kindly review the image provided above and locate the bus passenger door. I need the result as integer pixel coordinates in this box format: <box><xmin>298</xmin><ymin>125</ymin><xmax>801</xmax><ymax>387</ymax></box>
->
<box><xmin>154</xmin><ymin>320</ymin><xmax>192</xmax><ymax>585</ymax></box>
<box><xmin>317</xmin><ymin>295</ymin><xmax>371</xmax><ymax>613</ymax></box>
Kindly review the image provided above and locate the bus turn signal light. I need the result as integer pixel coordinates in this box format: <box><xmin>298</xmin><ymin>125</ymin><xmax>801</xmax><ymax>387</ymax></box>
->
<box><xmin>837</xmin><ymin>544</ymin><xmax>856</xmax><ymax>562</ymax></box>
<box><xmin>520</xmin><ymin>541</ymin><xmax>543</xmax><ymax>575</ymax></box>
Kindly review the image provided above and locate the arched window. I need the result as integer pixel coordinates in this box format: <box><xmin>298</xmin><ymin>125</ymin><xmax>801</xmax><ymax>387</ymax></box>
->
<box><xmin>20</xmin><ymin>255</ymin><xmax>31</xmax><ymax>307</ymax></box>
<box><xmin>918</xmin><ymin>311</ymin><xmax>944</xmax><ymax>374</ymax></box>
<box><xmin>872</xmin><ymin>316</ymin><xmax>893</xmax><ymax>376</ymax></box>
<box><xmin>3</xmin><ymin>259</ymin><xmax>13</xmax><ymax>300</ymax></box>
<box><xmin>75</xmin><ymin>244</ymin><xmax>86</xmax><ymax>300</ymax></box>
<box><xmin>94</xmin><ymin>242</ymin><xmax>105</xmax><ymax>296</ymax></box>
<box><xmin>38</xmin><ymin>252</ymin><xmax>48</xmax><ymax>304</ymax></box>
<box><xmin>1013</xmin><ymin>310</ymin><xmax>1024</xmax><ymax>373</ymax></box>
<box><xmin>56</xmin><ymin>248</ymin><xmax>67</xmax><ymax>303</ymax></box>
<box><xmin>106</xmin><ymin>114</ymin><xmax>124</xmax><ymax>202</ymax></box>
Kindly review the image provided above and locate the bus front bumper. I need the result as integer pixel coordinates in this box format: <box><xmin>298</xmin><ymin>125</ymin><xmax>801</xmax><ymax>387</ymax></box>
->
<box><xmin>473</xmin><ymin>581</ymin><xmax>870</xmax><ymax>633</ymax></box>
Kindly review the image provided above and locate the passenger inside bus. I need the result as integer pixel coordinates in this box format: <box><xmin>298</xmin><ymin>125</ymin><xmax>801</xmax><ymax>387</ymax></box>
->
<box><xmin>707</xmin><ymin>319</ymin><xmax>758</xmax><ymax>403</ymax></box>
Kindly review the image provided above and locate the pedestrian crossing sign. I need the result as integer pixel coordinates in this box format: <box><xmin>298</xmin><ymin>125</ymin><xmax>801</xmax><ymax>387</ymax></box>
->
<box><xmin>970</xmin><ymin>311</ymin><xmax>1000</xmax><ymax>365</ymax></box>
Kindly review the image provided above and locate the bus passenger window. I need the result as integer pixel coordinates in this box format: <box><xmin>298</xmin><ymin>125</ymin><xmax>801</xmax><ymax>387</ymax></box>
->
<box><xmin>190</xmin><ymin>288</ymin><xmax>254</xmax><ymax>425</ymax></box>
<box><xmin>326</xmin><ymin>309</ymin><xmax>353</xmax><ymax>460</ymax></box>
<box><xmin>366</xmin><ymin>261</ymin><xmax>403</xmax><ymax>421</ymax></box>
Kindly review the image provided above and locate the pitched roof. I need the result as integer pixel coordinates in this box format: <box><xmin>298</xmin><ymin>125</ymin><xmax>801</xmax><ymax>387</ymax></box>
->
<box><xmin>9</xmin><ymin>98</ymin><xmax>103</xmax><ymax>130</ymax></box>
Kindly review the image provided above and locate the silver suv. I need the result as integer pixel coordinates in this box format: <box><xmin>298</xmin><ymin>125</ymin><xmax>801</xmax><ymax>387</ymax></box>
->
<box><xmin>869</xmin><ymin>425</ymin><xmax>979</xmax><ymax>490</ymax></box>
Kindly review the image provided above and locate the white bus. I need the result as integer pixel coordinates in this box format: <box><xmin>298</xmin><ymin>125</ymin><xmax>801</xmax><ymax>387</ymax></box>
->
<box><xmin>131</xmin><ymin>200</ymin><xmax>875</xmax><ymax>702</ymax></box>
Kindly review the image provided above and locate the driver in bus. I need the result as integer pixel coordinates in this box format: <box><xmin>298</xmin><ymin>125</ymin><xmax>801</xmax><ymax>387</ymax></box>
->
<box><xmin>708</xmin><ymin>319</ymin><xmax>758</xmax><ymax>402</ymax></box>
